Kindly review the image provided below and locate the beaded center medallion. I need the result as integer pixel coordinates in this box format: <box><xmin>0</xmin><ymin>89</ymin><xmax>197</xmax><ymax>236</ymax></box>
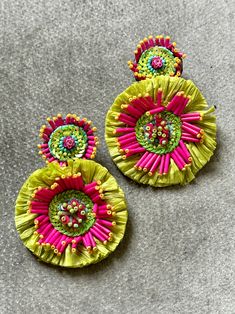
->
<box><xmin>48</xmin><ymin>125</ymin><xmax>88</xmax><ymax>161</ymax></box>
<box><xmin>135</xmin><ymin>110</ymin><xmax>182</xmax><ymax>155</ymax></box>
<box><xmin>49</xmin><ymin>190</ymin><xmax>95</xmax><ymax>237</ymax></box>
<box><xmin>137</xmin><ymin>47</ymin><xmax>176</xmax><ymax>77</ymax></box>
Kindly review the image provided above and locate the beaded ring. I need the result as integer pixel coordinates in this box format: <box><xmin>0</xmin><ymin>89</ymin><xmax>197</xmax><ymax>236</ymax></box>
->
<box><xmin>15</xmin><ymin>115</ymin><xmax>128</xmax><ymax>267</ymax></box>
<box><xmin>105</xmin><ymin>36</ymin><xmax>216</xmax><ymax>187</ymax></box>
<box><xmin>38</xmin><ymin>114</ymin><xmax>98</xmax><ymax>165</ymax></box>
<box><xmin>128</xmin><ymin>35</ymin><xmax>186</xmax><ymax>81</ymax></box>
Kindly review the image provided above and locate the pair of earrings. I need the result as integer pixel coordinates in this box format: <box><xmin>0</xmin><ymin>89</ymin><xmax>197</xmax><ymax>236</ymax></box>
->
<box><xmin>15</xmin><ymin>35</ymin><xmax>216</xmax><ymax>267</ymax></box>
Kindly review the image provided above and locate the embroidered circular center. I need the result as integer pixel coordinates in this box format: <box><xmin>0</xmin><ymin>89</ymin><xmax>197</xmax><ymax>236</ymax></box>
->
<box><xmin>138</xmin><ymin>47</ymin><xmax>176</xmax><ymax>76</ymax></box>
<box><xmin>63</xmin><ymin>136</ymin><xmax>75</xmax><ymax>149</ymax></box>
<box><xmin>49</xmin><ymin>190</ymin><xmax>95</xmax><ymax>236</ymax></box>
<box><xmin>151</xmin><ymin>56</ymin><xmax>163</xmax><ymax>69</ymax></box>
<box><xmin>135</xmin><ymin>111</ymin><xmax>182</xmax><ymax>154</ymax></box>
<box><xmin>48</xmin><ymin>125</ymin><xmax>88</xmax><ymax>161</ymax></box>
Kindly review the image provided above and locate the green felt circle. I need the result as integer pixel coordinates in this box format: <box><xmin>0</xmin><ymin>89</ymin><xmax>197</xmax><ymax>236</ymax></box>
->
<box><xmin>135</xmin><ymin>111</ymin><xmax>182</xmax><ymax>154</ymax></box>
<box><xmin>138</xmin><ymin>47</ymin><xmax>176</xmax><ymax>77</ymax></box>
<box><xmin>49</xmin><ymin>190</ymin><xmax>95</xmax><ymax>236</ymax></box>
<box><xmin>48</xmin><ymin>125</ymin><xmax>88</xmax><ymax>161</ymax></box>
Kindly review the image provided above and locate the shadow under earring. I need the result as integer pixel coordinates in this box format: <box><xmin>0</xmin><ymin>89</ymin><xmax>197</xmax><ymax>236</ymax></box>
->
<box><xmin>15</xmin><ymin>114</ymin><xmax>128</xmax><ymax>268</ymax></box>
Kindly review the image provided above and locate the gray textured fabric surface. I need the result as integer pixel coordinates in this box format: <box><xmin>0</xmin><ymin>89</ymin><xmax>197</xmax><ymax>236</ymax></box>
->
<box><xmin>0</xmin><ymin>0</ymin><xmax>234</xmax><ymax>313</ymax></box>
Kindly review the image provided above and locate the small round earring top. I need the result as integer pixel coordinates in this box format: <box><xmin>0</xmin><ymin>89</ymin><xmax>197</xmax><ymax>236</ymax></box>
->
<box><xmin>38</xmin><ymin>114</ymin><xmax>99</xmax><ymax>165</ymax></box>
<box><xmin>128</xmin><ymin>35</ymin><xmax>186</xmax><ymax>81</ymax></box>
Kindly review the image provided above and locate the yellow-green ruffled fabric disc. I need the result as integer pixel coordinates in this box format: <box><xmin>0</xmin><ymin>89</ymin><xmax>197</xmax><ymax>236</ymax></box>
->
<box><xmin>105</xmin><ymin>76</ymin><xmax>216</xmax><ymax>187</ymax></box>
<box><xmin>15</xmin><ymin>159</ymin><xmax>127</xmax><ymax>267</ymax></box>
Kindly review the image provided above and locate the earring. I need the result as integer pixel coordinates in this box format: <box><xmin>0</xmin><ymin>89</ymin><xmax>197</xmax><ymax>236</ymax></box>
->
<box><xmin>105</xmin><ymin>35</ymin><xmax>216</xmax><ymax>187</ymax></box>
<box><xmin>15</xmin><ymin>114</ymin><xmax>128</xmax><ymax>268</ymax></box>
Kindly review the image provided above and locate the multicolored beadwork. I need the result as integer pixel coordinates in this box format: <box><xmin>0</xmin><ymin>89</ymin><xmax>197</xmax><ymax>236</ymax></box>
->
<box><xmin>135</xmin><ymin>109</ymin><xmax>182</xmax><ymax>155</ymax></box>
<box><xmin>48</xmin><ymin>190</ymin><xmax>95</xmax><ymax>237</ymax></box>
<box><xmin>128</xmin><ymin>35</ymin><xmax>186</xmax><ymax>81</ymax></box>
<box><xmin>105</xmin><ymin>76</ymin><xmax>216</xmax><ymax>187</ymax></box>
<box><xmin>15</xmin><ymin>159</ymin><xmax>127</xmax><ymax>267</ymax></box>
<box><xmin>32</xmin><ymin>176</ymin><xmax>114</xmax><ymax>253</ymax></box>
<box><xmin>38</xmin><ymin>114</ymin><xmax>98</xmax><ymax>165</ymax></box>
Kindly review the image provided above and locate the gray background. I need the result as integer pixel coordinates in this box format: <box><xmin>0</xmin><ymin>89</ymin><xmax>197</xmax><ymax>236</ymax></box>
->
<box><xmin>0</xmin><ymin>0</ymin><xmax>234</xmax><ymax>313</ymax></box>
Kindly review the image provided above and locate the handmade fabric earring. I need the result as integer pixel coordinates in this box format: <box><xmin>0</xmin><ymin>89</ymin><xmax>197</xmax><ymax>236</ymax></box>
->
<box><xmin>15</xmin><ymin>114</ymin><xmax>128</xmax><ymax>267</ymax></box>
<box><xmin>105</xmin><ymin>35</ymin><xmax>216</xmax><ymax>187</ymax></box>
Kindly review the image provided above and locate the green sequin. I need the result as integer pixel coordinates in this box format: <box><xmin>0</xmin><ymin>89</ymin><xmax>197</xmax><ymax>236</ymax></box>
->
<box><xmin>48</xmin><ymin>125</ymin><xmax>88</xmax><ymax>161</ymax></box>
<box><xmin>135</xmin><ymin>111</ymin><xmax>182</xmax><ymax>154</ymax></box>
<box><xmin>49</xmin><ymin>190</ymin><xmax>95</xmax><ymax>236</ymax></box>
<box><xmin>138</xmin><ymin>47</ymin><xmax>176</xmax><ymax>77</ymax></box>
